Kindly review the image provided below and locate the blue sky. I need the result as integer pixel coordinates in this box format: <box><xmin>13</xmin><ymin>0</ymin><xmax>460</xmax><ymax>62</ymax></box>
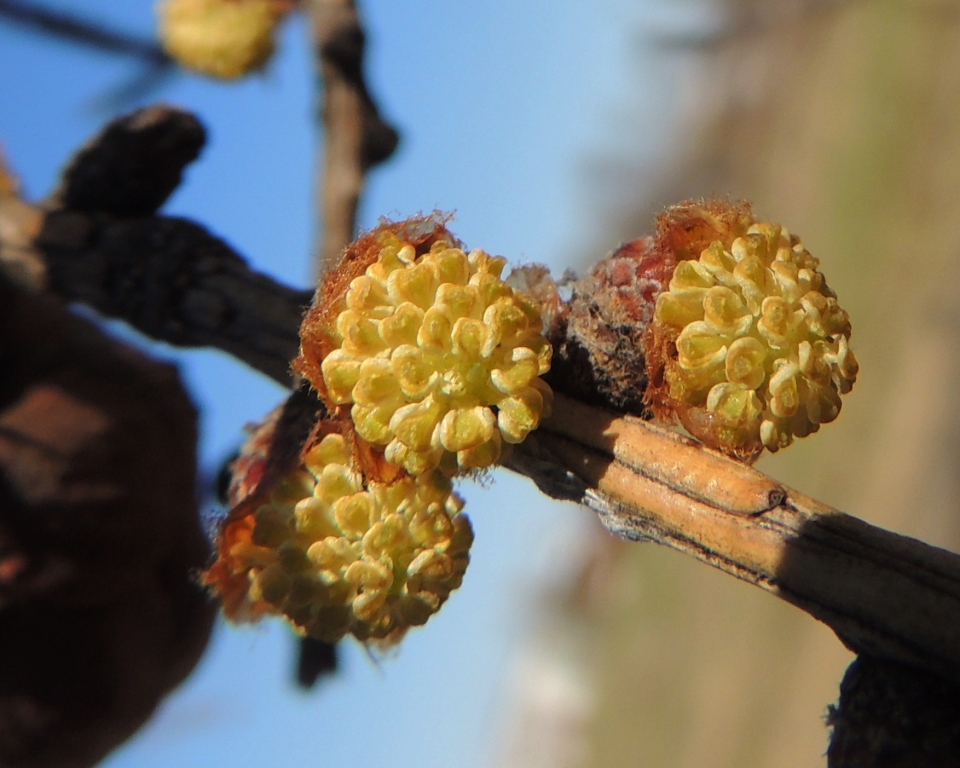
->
<box><xmin>0</xmin><ymin>2</ymin><xmax>684</xmax><ymax>765</ymax></box>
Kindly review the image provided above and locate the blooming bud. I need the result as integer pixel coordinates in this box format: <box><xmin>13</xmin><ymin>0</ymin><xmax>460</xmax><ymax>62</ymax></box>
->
<box><xmin>299</xmin><ymin>217</ymin><xmax>554</xmax><ymax>475</ymax></box>
<box><xmin>647</xmin><ymin>205</ymin><xmax>858</xmax><ymax>458</ymax></box>
<box><xmin>209</xmin><ymin>433</ymin><xmax>472</xmax><ymax>643</ymax></box>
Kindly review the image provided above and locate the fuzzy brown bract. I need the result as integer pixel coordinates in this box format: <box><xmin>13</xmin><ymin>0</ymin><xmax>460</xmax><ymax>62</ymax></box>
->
<box><xmin>642</xmin><ymin>200</ymin><xmax>756</xmax><ymax>427</ymax></box>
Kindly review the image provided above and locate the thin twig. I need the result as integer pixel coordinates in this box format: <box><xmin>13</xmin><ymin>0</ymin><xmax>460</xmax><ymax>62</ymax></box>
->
<box><xmin>308</xmin><ymin>0</ymin><xmax>399</xmax><ymax>279</ymax></box>
<box><xmin>0</xmin><ymin>0</ymin><xmax>170</xmax><ymax>65</ymax></box>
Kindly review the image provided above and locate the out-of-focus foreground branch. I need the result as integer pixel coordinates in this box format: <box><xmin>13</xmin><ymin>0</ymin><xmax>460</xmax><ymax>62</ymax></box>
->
<box><xmin>0</xmin><ymin>273</ymin><xmax>215</xmax><ymax>768</ymax></box>
<box><xmin>0</xmin><ymin>222</ymin><xmax>214</xmax><ymax>766</ymax></box>
<box><xmin>3</xmin><ymin>105</ymin><xmax>960</xmax><ymax>694</ymax></box>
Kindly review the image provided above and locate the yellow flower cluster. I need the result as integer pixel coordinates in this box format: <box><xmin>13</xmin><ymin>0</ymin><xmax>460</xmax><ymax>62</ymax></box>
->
<box><xmin>654</xmin><ymin>223</ymin><xmax>858</xmax><ymax>452</ymax></box>
<box><xmin>157</xmin><ymin>0</ymin><xmax>282</xmax><ymax>80</ymax></box>
<box><xmin>230</xmin><ymin>434</ymin><xmax>472</xmax><ymax>642</ymax></box>
<box><xmin>320</xmin><ymin>233</ymin><xmax>553</xmax><ymax>475</ymax></box>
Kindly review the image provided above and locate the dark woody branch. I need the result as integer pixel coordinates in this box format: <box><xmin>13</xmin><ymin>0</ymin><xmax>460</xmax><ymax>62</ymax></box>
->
<box><xmin>510</xmin><ymin>395</ymin><xmax>960</xmax><ymax>686</ymax></box>
<box><xmin>3</xmin><ymin>105</ymin><xmax>960</xmax><ymax>692</ymax></box>
<box><xmin>46</xmin><ymin>104</ymin><xmax>205</xmax><ymax>218</ymax></box>
<box><xmin>38</xmin><ymin>211</ymin><xmax>313</xmax><ymax>384</ymax></box>
<box><xmin>0</xmin><ymin>107</ymin><xmax>310</xmax><ymax>386</ymax></box>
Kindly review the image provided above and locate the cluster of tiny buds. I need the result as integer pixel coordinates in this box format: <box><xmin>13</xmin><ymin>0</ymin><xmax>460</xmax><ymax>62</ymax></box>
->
<box><xmin>230</xmin><ymin>434</ymin><xmax>472</xmax><ymax>642</ymax></box>
<box><xmin>317</xmin><ymin>231</ymin><xmax>553</xmax><ymax>476</ymax></box>
<box><xmin>210</xmin><ymin>206</ymin><xmax>858</xmax><ymax>646</ymax></box>
<box><xmin>653</xmin><ymin>221</ymin><xmax>858</xmax><ymax>455</ymax></box>
<box><xmin>157</xmin><ymin>0</ymin><xmax>289</xmax><ymax>80</ymax></box>
<box><xmin>209</xmin><ymin>219</ymin><xmax>557</xmax><ymax>645</ymax></box>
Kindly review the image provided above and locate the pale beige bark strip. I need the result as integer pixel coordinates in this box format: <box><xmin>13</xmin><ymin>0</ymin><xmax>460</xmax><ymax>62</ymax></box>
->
<box><xmin>542</xmin><ymin>393</ymin><xmax>785</xmax><ymax>517</ymax></box>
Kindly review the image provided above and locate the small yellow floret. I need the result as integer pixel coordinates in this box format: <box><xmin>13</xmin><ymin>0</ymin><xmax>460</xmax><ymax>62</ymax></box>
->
<box><xmin>228</xmin><ymin>434</ymin><xmax>472</xmax><ymax>642</ymax></box>
<box><xmin>321</xmin><ymin>233</ymin><xmax>553</xmax><ymax>474</ymax></box>
<box><xmin>654</xmin><ymin>223</ymin><xmax>858</xmax><ymax>453</ymax></box>
<box><xmin>157</xmin><ymin>0</ymin><xmax>281</xmax><ymax>80</ymax></box>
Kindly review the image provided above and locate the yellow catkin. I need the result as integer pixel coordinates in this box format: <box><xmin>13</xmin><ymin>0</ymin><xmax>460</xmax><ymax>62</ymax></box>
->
<box><xmin>654</xmin><ymin>222</ymin><xmax>858</xmax><ymax>452</ymax></box>
<box><xmin>320</xmin><ymin>232</ymin><xmax>553</xmax><ymax>475</ymax></box>
<box><xmin>157</xmin><ymin>0</ymin><xmax>281</xmax><ymax>80</ymax></box>
<box><xmin>223</xmin><ymin>434</ymin><xmax>472</xmax><ymax>642</ymax></box>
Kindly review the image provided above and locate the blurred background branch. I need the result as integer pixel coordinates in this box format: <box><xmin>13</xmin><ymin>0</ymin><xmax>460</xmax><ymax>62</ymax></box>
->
<box><xmin>307</xmin><ymin>0</ymin><xmax>398</xmax><ymax>279</ymax></box>
<box><xmin>0</xmin><ymin>0</ymin><xmax>175</xmax><ymax>105</ymax></box>
<box><xmin>0</xmin><ymin>0</ymin><xmax>169</xmax><ymax>64</ymax></box>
